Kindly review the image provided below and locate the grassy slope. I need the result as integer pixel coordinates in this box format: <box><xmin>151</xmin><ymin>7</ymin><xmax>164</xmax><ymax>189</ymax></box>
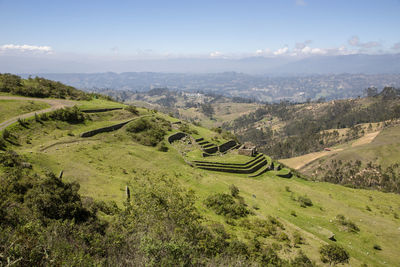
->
<box><xmin>298</xmin><ymin>124</ymin><xmax>400</xmax><ymax>176</ymax></box>
<box><xmin>3</xmin><ymin>101</ymin><xmax>400</xmax><ymax>266</ymax></box>
<box><xmin>0</xmin><ymin>99</ymin><xmax>50</xmax><ymax>122</ymax></box>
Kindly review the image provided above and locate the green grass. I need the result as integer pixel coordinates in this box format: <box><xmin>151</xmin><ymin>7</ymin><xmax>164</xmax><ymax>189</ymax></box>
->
<box><xmin>74</xmin><ymin>98</ymin><xmax>127</xmax><ymax>110</ymax></box>
<box><xmin>0</xmin><ymin>99</ymin><xmax>50</xmax><ymax>122</ymax></box>
<box><xmin>4</xmin><ymin>107</ymin><xmax>400</xmax><ymax>266</ymax></box>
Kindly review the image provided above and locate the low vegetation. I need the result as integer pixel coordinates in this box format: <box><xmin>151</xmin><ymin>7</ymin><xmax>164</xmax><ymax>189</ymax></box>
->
<box><xmin>0</xmin><ymin>73</ymin><xmax>92</xmax><ymax>100</ymax></box>
<box><xmin>319</xmin><ymin>243</ymin><xmax>350</xmax><ymax>266</ymax></box>
<box><xmin>126</xmin><ymin>116</ymin><xmax>171</xmax><ymax>146</ymax></box>
<box><xmin>204</xmin><ymin>186</ymin><xmax>250</xmax><ymax>219</ymax></box>
<box><xmin>0</xmin><ymin>151</ymin><xmax>317</xmax><ymax>266</ymax></box>
<box><xmin>1</xmin><ymin>86</ymin><xmax>399</xmax><ymax>266</ymax></box>
<box><xmin>317</xmin><ymin>159</ymin><xmax>400</xmax><ymax>194</ymax></box>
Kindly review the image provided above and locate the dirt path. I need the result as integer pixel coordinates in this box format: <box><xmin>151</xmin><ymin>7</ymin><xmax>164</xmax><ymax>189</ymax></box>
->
<box><xmin>280</xmin><ymin>130</ymin><xmax>381</xmax><ymax>170</ymax></box>
<box><xmin>0</xmin><ymin>96</ymin><xmax>75</xmax><ymax>131</ymax></box>
<box><xmin>279</xmin><ymin>148</ymin><xmax>344</xmax><ymax>170</ymax></box>
<box><xmin>351</xmin><ymin>131</ymin><xmax>380</xmax><ymax>147</ymax></box>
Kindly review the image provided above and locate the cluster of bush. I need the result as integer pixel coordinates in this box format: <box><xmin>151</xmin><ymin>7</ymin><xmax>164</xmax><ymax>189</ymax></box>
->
<box><xmin>43</xmin><ymin>106</ymin><xmax>86</xmax><ymax>123</ymax></box>
<box><xmin>126</xmin><ymin>116</ymin><xmax>171</xmax><ymax>146</ymax></box>
<box><xmin>204</xmin><ymin>185</ymin><xmax>251</xmax><ymax>219</ymax></box>
<box><xmin>0</xmin><ymin>73</ymin><xmax>91</xmax><ymax>100</ymax></box>
<box><xmin>0</xmin><ymin>151</ymin><xmax>323</xmax><ymax>266</ymax></box>
<box><xmin>335</xmin><ymin>214</ymin><xmax>360</xmax><ymax>233</ymax></box>
<box><xmin>319</xmin><ymin>159</ymin><xmax>400</xmax><ymax>194</ymax></box>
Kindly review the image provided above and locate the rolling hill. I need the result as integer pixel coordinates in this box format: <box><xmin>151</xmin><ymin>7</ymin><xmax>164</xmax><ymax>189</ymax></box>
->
<box><xmin>1</xmin><ymin>82</ymin><xmax>400</xmax><ymax>266</ymax></box>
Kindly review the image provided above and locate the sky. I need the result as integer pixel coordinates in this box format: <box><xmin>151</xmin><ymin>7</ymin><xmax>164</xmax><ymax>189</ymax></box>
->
<box><xmin>0</xmin><ymin>0</ymin><xmax>400</xmax><ymax>61</ymax></box>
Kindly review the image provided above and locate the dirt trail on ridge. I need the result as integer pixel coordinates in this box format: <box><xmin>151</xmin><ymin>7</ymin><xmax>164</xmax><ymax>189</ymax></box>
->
<box><xmin>0</xmin><ymin>96</ymin><xmax>75</xmax><ymax>131</ymax></box>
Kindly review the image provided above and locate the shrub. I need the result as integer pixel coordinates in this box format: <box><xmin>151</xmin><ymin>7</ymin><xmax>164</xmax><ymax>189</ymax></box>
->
<box><xmin>48</xmin><ymin>106</ymin><xmax>85</xmax><ymax>123</ymax></box>
<box><xmin>34</xmin><ymin>113</ymin><xmax>40</xmax><ymax>122</ymax></box>
<box><xmin>204</xmin><ymin>193</ymin><xmax>250</xmax><ymax>219</ymax></box>
<box><xmin>0</xmin><ymin>137</ymin><xmax>6</xmax><ymax>150</ymax></box>
<box><xmin>298</xmin><ymin>195</ymin><xmax>313</xmax><ymax>208</ymax></box>
<box><xmin>319</xmin><ymin>244</ymin><xmax>350</xmax><ymax>265</ymax></box>
<box><xmin>2</xmin><ymin>129</ymin><xmax>10</xmax><ymax>139</ymax></box>
<box><xmin>291</xmin><ymin>250</ymin><xmax>316</xmax><ymax>266</ymax></box>
<box><xmin>277</xmin><ymin>232</ymin><xmax>289</xmax><ymax>242</ymax></box>
<box><xmin>335</xmin><ymin>214</ymin><xmax>360</xmax><ymax>233</ymax></box>
<box><xmin>125</xmin><ymin>105</ymin><xmax>139</xmax><ymax>115</ymax></box>
<box><xmin>291</xmin><ymin>210</ymin><xmax>297</xmax><ymax>217</ymax></box>
<box><xmin>373</xmin><ymin>244</ymin><xmax>382</xmax><ymax>250</ymax></box>
<box><xmin>18</xmin><ymin>118</ymin><xmax>27</xmax><ymax>127</ymax></box>
<box><xmin>178</xmin><ymin>123</ymin><xmax>198</xmax><ymax>135</ymax></box>
<box><xmin>293</xmin><ymin>231</ymin><xmax>304</xmax><ymax>245</ymax></box>
<box><xmin>126</xmin><ymin>117</ymin><xmax>171</xmax><ymax>146</ymax></box>
<box><xmin>229</xmin><ymin>184</ymin><xmax>239</xmax><ymax>198</ymax></box>
<box><xmin>157</xmin><ymin>141</ymin><xmax>169</xmax><ymax>152</ymax></box>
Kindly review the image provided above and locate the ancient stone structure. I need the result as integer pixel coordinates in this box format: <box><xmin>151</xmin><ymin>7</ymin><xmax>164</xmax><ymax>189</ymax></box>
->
<box><xmin>238</xmin><ymin>142</ymin><xmax>257</xmax><ymax>157</ymax></box>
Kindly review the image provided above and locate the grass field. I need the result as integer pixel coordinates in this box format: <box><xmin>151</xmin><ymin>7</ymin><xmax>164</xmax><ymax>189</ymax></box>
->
<box><xmin>0</xmin><ymin>99</ymin><xmax>50</xmax><ymax>122</ymax></box>
<box><xmin>3</xmin><ymin>104</ymin><xmax>399</xmax><ymax>266</ymax></box>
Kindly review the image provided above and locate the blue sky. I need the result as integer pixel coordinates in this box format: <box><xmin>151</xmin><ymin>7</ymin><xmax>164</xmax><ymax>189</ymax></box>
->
<box><xmin>0</xmin><ymin>0</ymin><xmax>400</xmax><ymax>59</ymax></box>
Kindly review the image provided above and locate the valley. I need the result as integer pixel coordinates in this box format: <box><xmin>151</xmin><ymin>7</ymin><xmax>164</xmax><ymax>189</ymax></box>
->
<box><xmin>1</xmin><ymin>75</ymin><xmax>400</xmax><ymax>266</ymax></box>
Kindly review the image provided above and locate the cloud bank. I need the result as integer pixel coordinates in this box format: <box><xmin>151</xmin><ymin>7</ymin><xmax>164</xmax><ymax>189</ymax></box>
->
<box><xmin>0</xmin><ymin>44</ymin><xmax>52</xmax><ymax>53</ymax></box>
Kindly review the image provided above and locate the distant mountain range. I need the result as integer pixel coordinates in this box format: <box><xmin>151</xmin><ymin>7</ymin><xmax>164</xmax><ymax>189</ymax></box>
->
<box><xmin>1</xmin><ymin>53</ymin><xmax>400</xmax><ymax>74</ymax></box>
<box><xmin>19</xmin><ymin>72</ymin><xmax>400</xmax><ymax>102</ymax></box>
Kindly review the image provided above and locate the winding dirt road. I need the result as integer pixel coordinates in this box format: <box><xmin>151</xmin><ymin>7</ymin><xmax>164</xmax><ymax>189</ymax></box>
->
<box><xmin>0</xmin><ymin>96</ymin><xmax>75</xmax><ymax>131</ymax></box>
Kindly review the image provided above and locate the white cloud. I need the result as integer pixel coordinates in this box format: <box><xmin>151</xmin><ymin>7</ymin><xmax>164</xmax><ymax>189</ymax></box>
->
<box><xmin>348</xmin><ymin>36</ymin><xmax>380</xmax><ymax>48</ymax></box>
<box><xmin>392</xmin><ymin>42</ymin><xmax>400</xmax><ymax>50</ymax></box>
<box><xmin>273</xmin><ymin>47</ymin><xmax>289</xmax><ymax>55</ymax></box>
<box><xmin>255</xmin><ymin>48</ymin><xmax>271</xmax><ymax>56</ymax></box>
<box><xmin>210</xmin><ymin>51</ymin><xmax>222</xmax><ymax>57</ymax></box>
<box><xmin>348</xmin><ymin>36</ymin><xmax>360</xmax><ymax>46</ymax></box>
<box><xmin>0</xmin><ymin>44</ymin><xmax>52</xmax><ymax>53</ymax></box>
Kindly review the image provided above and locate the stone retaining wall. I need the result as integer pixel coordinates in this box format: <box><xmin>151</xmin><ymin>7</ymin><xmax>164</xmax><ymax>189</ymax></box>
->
<box><xmin>167</xmin><ymin>132</ymin><xmax>188</xmax><ymax>144</ymax></box>
<box><xmin>193</xmin><ymin>153</ymin><xmax>263</xmax><ymax>166</ymax></box>
<box><xmin>195</xmin><ymin>156</ymin><xmax>266</xmax><ymax>170</ymax></box>
<box><xmin>81</xmin><ymin>120</ymin><xmax>133</xmax><ymax>138</ymax></box>
<box><xmin>204</xmin><ymin>146</ymin><xmax>218</xmax><ymax>154</ymax></box>
<box><xmin>218</xmin><ymin>140</ymin><xmax>237</xmax><ymax>153</ymax></box>
<box><xmin>277</xmin><ymin>172</ymin><xmax>293</xmax><ymax>178</ymax></box>
<box><xmin>82</xmin><ymin>108</ymin><xmax>123</xmax><ymax>113</ymax></box>
<box><xmin>197</xmin><ymin>159</ymin><xmax>267</xmax><ymax>174</ymax></box>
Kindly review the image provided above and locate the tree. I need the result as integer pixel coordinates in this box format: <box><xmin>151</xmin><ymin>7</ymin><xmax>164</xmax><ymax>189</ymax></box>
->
<box><xmin>200</xmin><ymin>103</ymin><xmax>214</xmax><ymax>117</ymax></box>
<box><xmin>319</xmin><ymin>244</ymin><xmax>350</xmax><ymax>266</ymax></box>
<box><xmin>229</xmin><ymin>184</ymin><xmax>239</xmax><ymax>198</ymax></box>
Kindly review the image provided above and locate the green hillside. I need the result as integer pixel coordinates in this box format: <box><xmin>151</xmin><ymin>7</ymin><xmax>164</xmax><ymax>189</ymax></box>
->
<box><xmin>0</xmin><ymin>99</ymin><xmax>50</xmax><ymax>122</ymax></box>
<box><xmin>295</xmin><ymin>123</ymin><xmax>400</xmax><ymax>193</ymax></box>
<box><xmin>1</xmin><ymin>96</ymin><xmax>400</xmax><ymax>266</ymax></box>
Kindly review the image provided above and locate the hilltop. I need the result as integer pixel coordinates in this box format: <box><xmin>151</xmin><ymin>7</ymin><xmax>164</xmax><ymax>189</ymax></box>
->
<box><xmin>0</xmin><ymin>80</ymin><xmax>400</xmax><ymax>266</ymax></box>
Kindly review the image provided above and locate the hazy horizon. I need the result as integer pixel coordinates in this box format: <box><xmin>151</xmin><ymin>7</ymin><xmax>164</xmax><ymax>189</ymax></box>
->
<box><xmin>1</xmin><ymin>0</ymin><xmax>400</xmax><ymax>74</ymax></box>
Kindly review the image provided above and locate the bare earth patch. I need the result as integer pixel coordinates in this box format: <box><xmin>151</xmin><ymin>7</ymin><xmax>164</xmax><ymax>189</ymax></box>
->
<box><xmin>279</xmin><ymin>149</ymin><xmax>343</xmax><ymax>170</ymax></box>
<box><xmin>351</xmin><ymin>131</ymin><xmax>380</xmax><ymax>147</ymax></box>
<box><xmin>280</xmin><ymin>131</ymin><xmax>381</xmax><ymax>170</ymax></box>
